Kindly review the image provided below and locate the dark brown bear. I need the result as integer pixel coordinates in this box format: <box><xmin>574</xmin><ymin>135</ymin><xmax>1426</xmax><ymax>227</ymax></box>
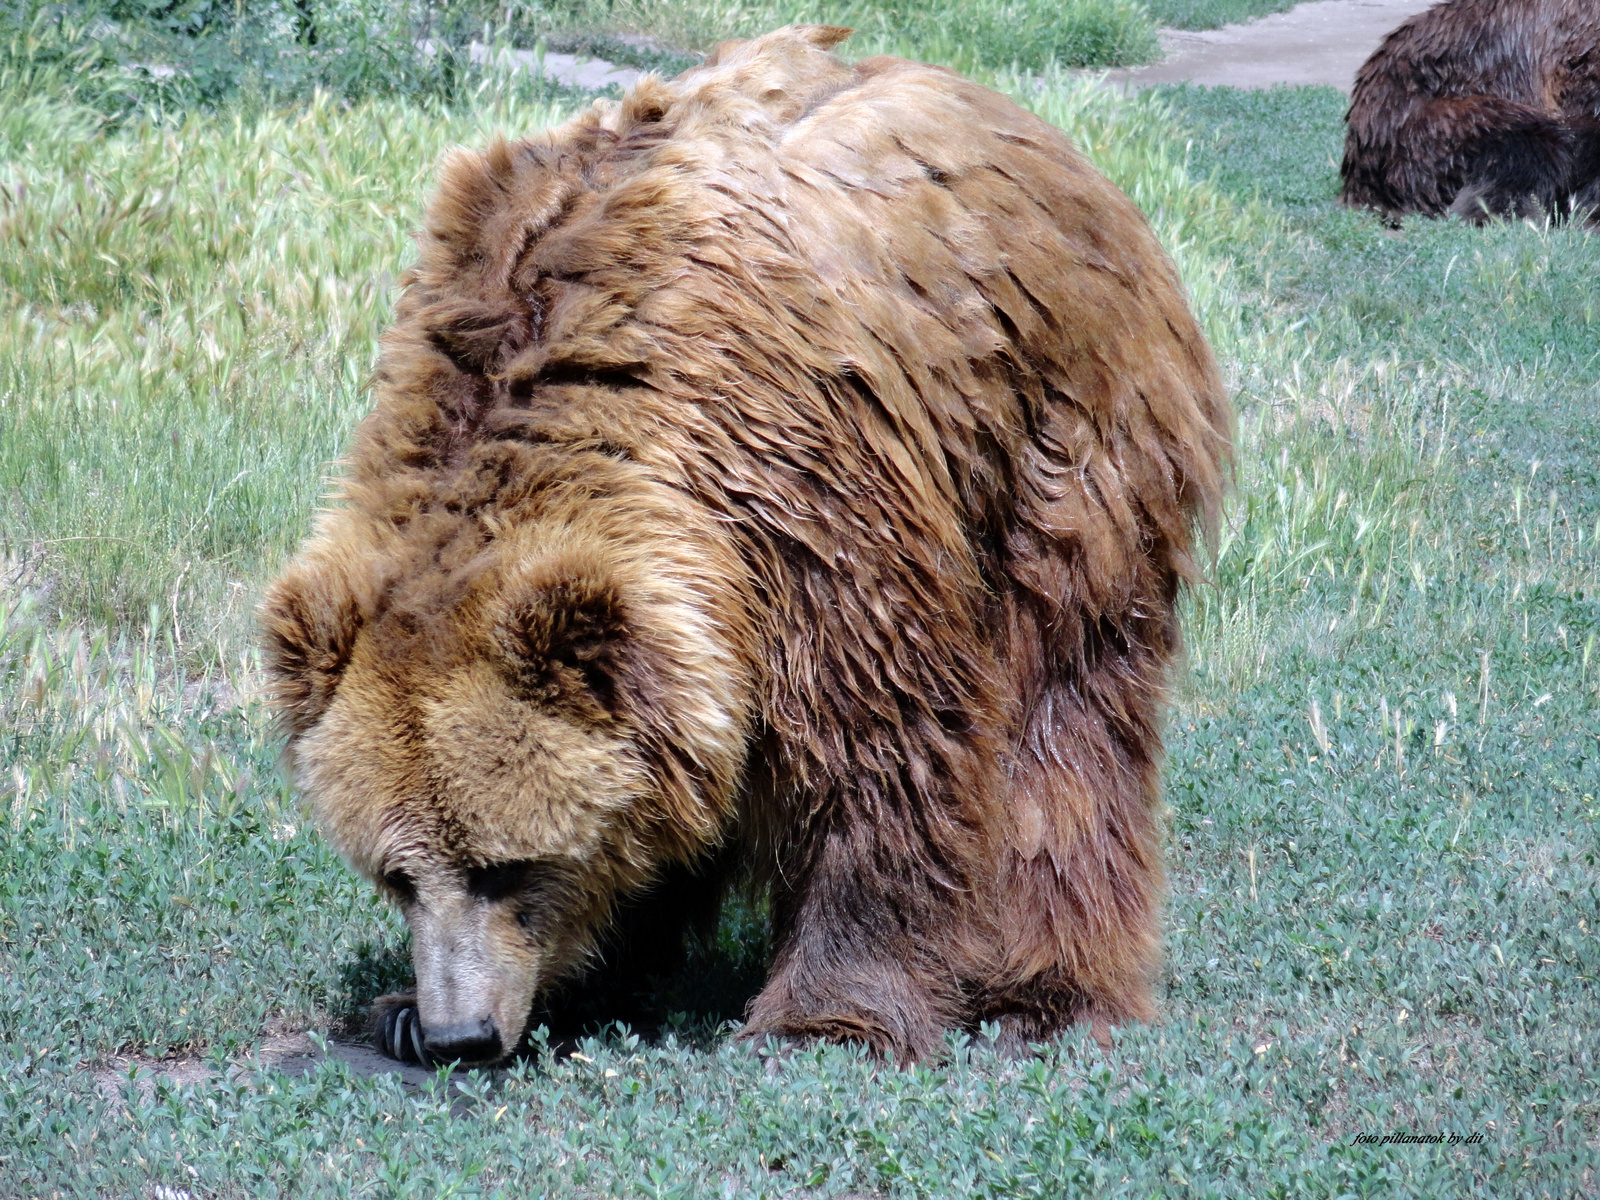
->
<box><xmin>260</xmin><ymin>26</ymin><xmax>1231</xmax><ymax>1066</ymax></box>
<box><xmin>1341</xmin><ymin>0</ymin><xmax>1600</xmax><ymax>224</ymax></box>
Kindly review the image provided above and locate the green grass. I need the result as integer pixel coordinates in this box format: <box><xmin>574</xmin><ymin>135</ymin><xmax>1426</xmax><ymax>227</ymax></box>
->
<box><xmin>534</xmin><ymin>0</ymin><xmax>1304</xmax><ymax>64</ymax></box>
<box><xmin>569</xmin><ymin>0</ymin><xmax>1159</xmax><ymax>73</ymax></box>
<box><xmin>3</xmin><ymin>0</ymin><xmax>1163</xmax><ymax>114</ymax></box>
<box><xmin>1140</xmin><ymin>0</ymin><xmax>1304</xmax><ymax>31</ymax></box>
<box><xmin>2</xmin><ymin>48</ymin><xmax>1598</xmax><ymax>1200</ymax></box>
<box><xmin>0</xmin><ymin>0</ymin><xmax>1317</xmax><ymax>133</ymax></box>
<box><xmin>0</xmin><ymin>59</ymin><xmax>584</xmax><ymax>654</ymax></box>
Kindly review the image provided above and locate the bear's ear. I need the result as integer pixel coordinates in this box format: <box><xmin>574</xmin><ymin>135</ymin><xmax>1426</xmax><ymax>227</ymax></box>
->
<box><xmin>493</xmin><ymin>574</ymin><xmax>631</xmax><ymax>722</ymax></box>
<box><xmin>259</xmin><ymin>561</ymin><xmax>367</xmax><ymax>736</ymax></box>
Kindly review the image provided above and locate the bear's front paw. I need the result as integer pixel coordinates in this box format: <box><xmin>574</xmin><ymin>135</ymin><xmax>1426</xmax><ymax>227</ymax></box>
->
<box><xmin>371</xmin><ymin>992</ymin><xmax>431</xmax><ymax>1066</ymax></box>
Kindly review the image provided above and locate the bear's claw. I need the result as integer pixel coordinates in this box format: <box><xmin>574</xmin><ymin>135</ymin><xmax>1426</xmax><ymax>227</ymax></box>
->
<box><xmin>378</xmin><ymin>1003</ymin><xmax>432</xmax><ymax>1067</ymax></box>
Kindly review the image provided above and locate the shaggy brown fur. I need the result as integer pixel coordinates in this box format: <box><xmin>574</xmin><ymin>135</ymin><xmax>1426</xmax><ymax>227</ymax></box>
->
<box><xmin>1341</xmin><ymin>0</ymin><xmax>1600</xmax><ymax>224</ymax></box>
<box><xmin>261</xmin><ymin>25</ymin><xmax>1231</xmax><ymax>1065</ymax></box>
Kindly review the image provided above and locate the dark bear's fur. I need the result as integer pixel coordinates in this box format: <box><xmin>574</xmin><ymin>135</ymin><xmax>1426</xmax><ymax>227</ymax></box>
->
<box><xmin>261</xmin><ymin>26</ymin><xmax>1232</xmax><ymax>1065</ymax></box>
<box><xmin>1341</xmin><ymin>0</ymin><xmax>1600</xmax><ymax>224</ymax></box>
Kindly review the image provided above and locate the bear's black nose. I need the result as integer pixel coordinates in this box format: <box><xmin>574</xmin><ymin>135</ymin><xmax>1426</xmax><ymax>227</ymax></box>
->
<box><xmin>423</xmin><ymin>1017</ymin><xmax>503</xmax><ymax>1064</ymax></box>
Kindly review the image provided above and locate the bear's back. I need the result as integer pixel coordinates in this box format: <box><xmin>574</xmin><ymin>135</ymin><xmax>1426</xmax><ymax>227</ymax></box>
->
<box><xmin>344</xmin><ymin>27</ymin><xmax>1225</xmax><ymax>625</ymax></box>
<box><xmin>1350</xmin><ymin>0</ymin><xmax>1598</xmax><ymax>112</ymax></box>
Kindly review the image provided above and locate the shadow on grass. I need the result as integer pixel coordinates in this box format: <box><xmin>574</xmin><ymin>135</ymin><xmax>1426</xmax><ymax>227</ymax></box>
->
<box><xmin>336</xmin><ymin>891</ymin><xmax>771</xmax><ymax>1055</ymax></box>
<box><xmin>336</xmin><ymin>937</ymin><xmax>417</xmax><ymax>1030</ymax></box>
<box><xmin>534</xmin><ymin>889</ymin><xmax>772</xmax><ymax>1052</ymax></box>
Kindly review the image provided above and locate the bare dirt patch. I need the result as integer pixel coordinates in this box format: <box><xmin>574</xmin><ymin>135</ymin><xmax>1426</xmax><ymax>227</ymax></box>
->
<box><xmin>1100</xmin><ymin>0</ymin><xmax>1436</xmax><ymax>92</ymax></box>
<box><xmin>93</xmin><ymin>1032</ymin><xmax>438</xmax><ymax>1107</ymax></box>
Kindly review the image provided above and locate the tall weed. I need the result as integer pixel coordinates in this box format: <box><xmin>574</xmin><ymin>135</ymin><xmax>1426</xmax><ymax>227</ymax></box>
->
<box><xmin>0</xmin><ymin>67</ymin><xmax>577</xmax><ymax>653</ymax></box>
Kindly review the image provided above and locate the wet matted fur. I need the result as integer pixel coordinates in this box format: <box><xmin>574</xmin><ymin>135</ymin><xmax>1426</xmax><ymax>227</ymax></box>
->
<box><xmin>1340</xmin><ymin>0</ymin><xmax>1600</xmax><ymax>225</ymax></box>
<box><xmin>261</xmin><ymin>25</ymin><xmax>1232</xmax><ymax>1064</ymax></box>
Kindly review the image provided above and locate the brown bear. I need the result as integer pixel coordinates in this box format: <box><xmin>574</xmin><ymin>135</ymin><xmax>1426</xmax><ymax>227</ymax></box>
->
<box><xmin>1340</xmin><ymin>0</ymin><xmax>1600</xmax><ymax>225</ymax></box>
<box><xmin>261</xmin><ymin>25</ymin><xmax>1231</xmax><ymax>1066</ymax></box>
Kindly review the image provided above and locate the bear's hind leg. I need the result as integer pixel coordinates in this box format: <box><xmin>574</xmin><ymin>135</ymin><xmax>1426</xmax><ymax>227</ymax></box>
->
<box><xmin>1449</xmin><ymin>108</ymin><xmax>1575</xmax><ymax>224</ymax></box>
<box><xmin>972</xmin><ymin>678</ymin><xmax>1164</xmax><ymax>1052</ymax></box>
<box><xmin>1566</xmin><ymin>118</ymin><xmax>1600</xmax><ymax>225</ymax></box>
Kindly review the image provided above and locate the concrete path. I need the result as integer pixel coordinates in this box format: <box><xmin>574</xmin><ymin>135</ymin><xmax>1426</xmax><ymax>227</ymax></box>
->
<box><xmin>469</xmin><ymin>42</ymin><xmax>644</xmax><ymax>91</ymax></box>
<box><xmin>1101</xmin><ymin>0</ymin><xmax>1437</xmax><ymax>92</ymax></box>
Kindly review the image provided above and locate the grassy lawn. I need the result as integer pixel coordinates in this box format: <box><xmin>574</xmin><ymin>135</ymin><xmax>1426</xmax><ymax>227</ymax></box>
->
<box><xmin>489</xmin><ymin>0</ymin><xmax>1321</xmax><ymax>64</ymax></box>
<box><xmin>1</xmin><ymin>7</ymin><xmax>1597</xmax><ymax>1194</ymax></box>
<box><xmin>545</xmin><ymin>0</ymin><xmax>1308</xmax><ymax>56</ymax></box>
<box><xmin>1141</xmin><ymin>0</ymin><xmax>1305</xmax><ymax>31</ymax></box>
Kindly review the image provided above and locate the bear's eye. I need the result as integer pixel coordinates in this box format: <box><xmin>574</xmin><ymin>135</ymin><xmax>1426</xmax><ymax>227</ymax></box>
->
<box><xmin>464</xmin><ymin>857</ymin><xmax>580</xmax><ymax>917</ymax></box>
<box><xmin>381</xmin><ymin>869</ymin><xmax>417</xmax><ymax>906</ymax></box>
<box><xmin>466</xmin><ymin>859</ymin><xmax>541</xmax><ymax>902</ymax></box>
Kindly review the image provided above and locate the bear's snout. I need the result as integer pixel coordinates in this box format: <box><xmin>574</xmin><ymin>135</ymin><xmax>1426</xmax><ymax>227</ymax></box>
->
<box><xmin>405</xmin><ymin>886</ymin><xmax>541</xmax><ymax>1066</ymax></box>
<box><xmin>423</xmin><ymin>1016</ymin><xmax>503</xmax><ymax>1064</ymax></box>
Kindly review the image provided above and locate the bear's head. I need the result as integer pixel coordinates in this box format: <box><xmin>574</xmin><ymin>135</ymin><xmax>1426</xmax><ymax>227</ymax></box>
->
<box><xmin>260</xmin><ymin>505</ymin><xmax>754</xmax><ymax>1063</ymax></box>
